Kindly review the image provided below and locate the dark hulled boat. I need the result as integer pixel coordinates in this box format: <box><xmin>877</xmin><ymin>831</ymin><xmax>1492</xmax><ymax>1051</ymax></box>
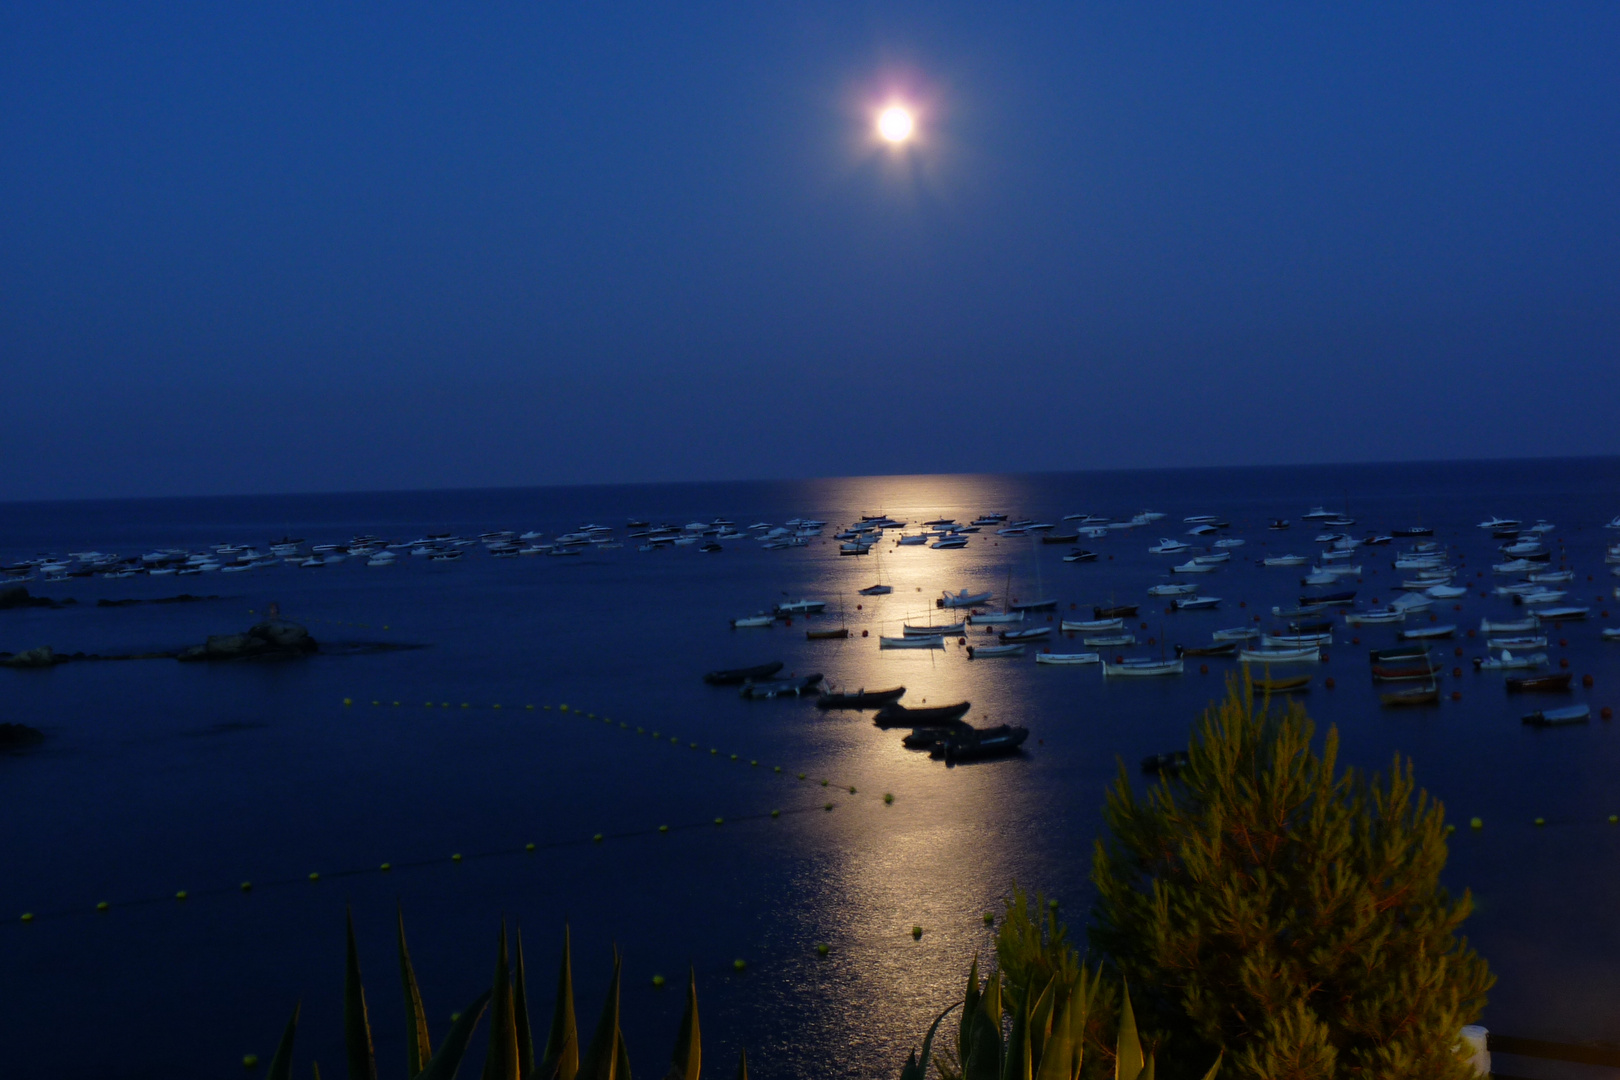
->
<box><xmin>1506</xmin><ymin>672</ymin><xmax>1573</xmax><ymax>693</ymax></box>
<box><xmin>815</xmin><ymin>686</ymin><xmax>906</xmax><ymax>710</ymax></box>
<box><xmin>703</xmin><ymin>661</ymin><xmax>783</xmax><ymax>685</ymax></box>
<box><xmin>873</xmin><ymin>701</ymin><xmax>972</xmax><ymax>728</ymax></box>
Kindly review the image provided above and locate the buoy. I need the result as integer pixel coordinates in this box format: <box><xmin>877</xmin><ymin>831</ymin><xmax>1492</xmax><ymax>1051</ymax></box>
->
<box><xmin>524</xmin><ymin>843</ymin><xmax>535</xmax><ymax>852</ymax></box>
<box><xmin>20</xmin><ymin>912</ymin><xmax>33</xmax><ymax>922</ymax></box>
<box><xmin>652</xmin><ymin>974</ymin><xmax>666</xmax><ymax>988</ymax></box>
<box><xmin>771</xmin><ymin>809</ymin><xmax>780</xmax><ymax>817</ymax></box>
<box><xmin>1140</xmin><ymin>621</ymin><xmax>1148</xmax><ymax>629</ymax></box>
<box><xmin>983</xmin><ymin>911</ymin><xmax>994</xmax><ymax>925</ymax></box>
<box><xmin>1147</xmin><ymin>637</ymin><xmax>1156</xmax><ymax>646</ymax></box>
<box><xmin>713</xmin><ymin>817</ymin><xmax>724</xmax><ymax>825</ymax></box>
<box><xmin>732</xmin><ymin>959</ymin><xmax>746</xmax><ymax>971</ymax></box>
<box><xmin>1466</xmin><ymin>629</ymin><xmax>1476</xmax><ymax>638</ymax></box>
<box><xmin>175</xmin><ymin>890</ymin><xmax>188</xmax><ymax>900</ymax></box>
<box><xmin>1238</xmin><ymin>601</ymin><xmax>1246</xmax><ymax>608</ymax></box>
<box><xmin>798</xmin><ymin>772</ymin><xmax>807</xmax><ymax>780</ymax></box>
<box><xmin>1454</xmin><ymin>647</ymin><xmax>1463</xmax><ymax>657</ymax></box>
<box><xmin>97</xmin><ymin>901</ymin><xmax>110</xmax><ymax>911</ymax></box>
<box><xmin>1444</xmin><ymin>824</ymin><xmax>1455</xmax><ymax>834</ymax></box>
<box><xmin>1450</xmin><ymin>691</ymin><xmax>1462</xmax><ymax>701</ymax></box>
<box><xmin>240</xmin><ymin>882</ymin><xmax>252</xmax><ymax>892</ymax></box>
<box><xmin>883</xmin><ymin>793</ymin><xmax>894</xmax><ymax>804</ymax></box>
<box><xmin>452</xmin><ymin>852</ymin><xmax>463</xmax><ymax>861</ymax></box>
<box><xmin>593</xmin><ymin>834</ymin><xmax>603</xmax><ymax>843</ymax></box>
<box><xmin>381</xmin><ymin>862</ymin><xmax>393</xmax><ymax>870</ymax></box>
<box><xmin>1534</xmin><ymin>817</ymin><xmax>1546</xmax><ymax>827</ymax></box>
<box><xmin>817</xmin><ymin>943</ymin><xmax>830</xmax><ymax>956</ymax></box>
<box><xmin>1470</xmin><ymin>817</ymin><xmax>1483</xmax><ymax>829</ymax></box>
<box><xmin>342</xmin><ymin>698</ymin><xmax>352</xmax><ymax>706</ymax></box>
<box><xmin>308</xmin><ymin>872</ymin><xmax>320</xmax><ymax>882</ymax></box>
<box><xmin>729</xmin><ymin>753</ymin><xmax>738</xmax><ymax>760</ymax></box>
<box><xmin>1199</xmin><ymin>664</ymin><xmax>1209</xmax><ymax>674</ymax></box>
<box><xmin>1583</xmin><ymin>674</ymin><xmax>1594</xmax><ymax>687</ymax></box>
<box><xmin>1602</xmin><ymin>706</ymin><xmax>1614</xmax><ymax>720</ymax></box>
<box><xmin>1452</xmin><ymin>668</ymin><xmax>1462</xmax><ymax>678</ymax></box>
<box><xmin>1609</xmin><ymin>814</ymin><xmax>1618</xmax><ymax>824</ymax></box>
<box><xmin>912</xmin><ymin>925</ymin><xmax>924</xmax><ymax>939</ymax></box>
<box><xmin>243</xmin><ymin>1054</ymin><xmax>260</xmax><ymax>1069</ymax></box>
<box><xmin>1559</xmin><ymin>638</ymin><xmax>1569</xmax><ymax>647</ymax></box>
<box><xmin>659</xmin><ymin>824</ymin><xmax>669</xmax><ymax>832</ymax></box>
<box><xmin>1559</xmin><ymin>658</ymin><xmax>1569</xmax><ymax>669</ymax></box>
<box><xmin>773</xmin><ymin>765</ymin><xmax>782</xmax><ymax>773</ymax></box>
<box><xmin>1324</xmin><ymin>677</ymin><xmax>1335</xmax><ymax>689</ymax></box>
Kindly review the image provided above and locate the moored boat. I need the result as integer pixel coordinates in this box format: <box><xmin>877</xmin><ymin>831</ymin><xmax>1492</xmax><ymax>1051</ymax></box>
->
<box><xmin>873</xmin><ymin>701</ymin><xmax>972</xmax><ymax>728</ymax></box>
<box><xmin>1523</xmin><ymin>704</ymin><xmax>1591</xmax><ymax>727</ymax></box>
<box><xmin>816</xmin><ymin>686</ymin><xmax>905</xmax><ymax>710</ymax></box>
<box><xmin>1102</xmin><ymin>657</ymin><xmax>1185</xmax><ymax>677</ymax></box>
<box><xmin>1061</xmin><ymin>617</ymin><xmax>1123</xmax><ymax>633</ymax></box>
<box><xmin>1035</xmin><ymin>652</ymin><xmax>1100</xmax><ymax>665</ymax></box>
<box><xmin>1239</xmin><ymin>646</ymin><xmax>1321</xmax><ymax>663</ymax></box>
<box><xmin>929</xmin><ymin>724</ymin><xmax>1030</xmax><ymax>761</ymax></box>
<box><xmin>1175</xmin><ymin>641</ymin><xmax>1238</xmax><ymax>658</ymax></box>
<box><xmin>1252</xmin><ymin>674</ymin><xmax>1312</xmax><ymax>693</ymax></box>
<box><xmin>1401</xmin><ymin>624</ymin><xmax>1456</xmax><ymax>640</ymax></box>
<box><xmin>703</xmin><ymin>661</ymin><xmax>784</xmax><ymax>685</ymax></box>
<box><xmin>880</xmin><ymin>635</ymin><xmax>944</xmax><ymax>649</ymax></box>
<box><xmin>1380</xmin><ymin>685</ymin><xmax>1440</xmax><ymax>708</ymax></box>
<box><xmin>967</xmin><ymin>643</ymin><xmax>1026</xmax><ymax>659</ymax></box>
<box><xmin>739</xmin><ymin>673</ymin><xmax>824</xmax><ymax>699</ymax></box>
<box><xmin>1505</xmin><ymin>672</ymin><xmax>1573</xmax><ymax>693</ymax></box>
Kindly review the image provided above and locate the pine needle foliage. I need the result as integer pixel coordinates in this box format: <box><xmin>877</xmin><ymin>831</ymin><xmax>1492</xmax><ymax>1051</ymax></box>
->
<box><xmin>1089</xmin><ymin>676</ymin><xmax>1493</xmax><ymax>1080</ymax></box>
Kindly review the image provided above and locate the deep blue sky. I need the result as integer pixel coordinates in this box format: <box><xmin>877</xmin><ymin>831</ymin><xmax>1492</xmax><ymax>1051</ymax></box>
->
<box><xmin>3</xmin><ymin>3</ymin><xmax>1616</xmax><ymax>500</ymax></box>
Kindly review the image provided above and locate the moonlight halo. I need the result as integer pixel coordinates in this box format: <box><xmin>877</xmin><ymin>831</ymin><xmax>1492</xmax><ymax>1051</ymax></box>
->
<box><xmin>877</xmin><ymin>105</ymin><xmax>914</xmax><ymax>144</ymax></box>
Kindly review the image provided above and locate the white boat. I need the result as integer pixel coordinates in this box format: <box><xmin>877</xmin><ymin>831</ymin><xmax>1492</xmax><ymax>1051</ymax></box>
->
<box><xmin>967</xmin><ymin>611</ymin><xmax>1025</xmax><ymax>625</ymax></box>
<box><xmin>1061</xmin><ymin>617</ymin><xmax>1123</xmax><ymax>632</ymax></box>
<box><xmin>1149</xmin><ymin>538</ymin><xmax>1189</xmax><ymax>554</ymax></box>
<box><xmin>1212</xmin><ymin>538</ymin><xmax>1246</xmax><ymax>548</ymax></box>
<box><xmin>1192</xmin><ymin>552</ymin><xmax>1231</xmax><ymax>565</ymax></box>
<box><xmin>1186</xmin><ymin>524</ymin><xmax>1219</xmax><ymax>536</ymax></box>
<box><xmin>1263</xmin><ymin>555</ymin><xmax>1309</xmax><ymax>567</ymax></box>
<box><xmin>1523</xmin><ymin>704</ymin><xmax>1590</xmax><ymax>726</ymax></box>
<box><xmin>904</xmin><ymin>621</ymin><xmax>965</xmax><ymax>636</ymax></box>
<box><xmin>1263</xmin><ymin>632</ymin><xmax>1331</xmax><ymax>647</ymax></box>
<box><xmin>966</xmin><ymin>643</ymin><xmax>1026</xmax><ymax>659</ymax></box>
<box><xmin>1035</xmin><ymin>652</ymin><xmax>1100</xmax><ymax>665</ymax></box>
<box><xmin>1000</xmin><ymin>626</ymin><xmax>1052</xmax><ymax>642</ymax></box>
<box><xmin>880</xmin><ymin>635</ymin><xmax>944</xmax><ymax>649</ymax></box>
<box><xmin>1425</xmin><ymin>585</ymin><xmax>1467</xmax><ymax>599</ymax></box>
<box><xmin>1492</xmin><ymin>560</ymin><xmax>1536</xmax><ymax>575</ymax></box>
<box><xmin>1171</xmin><ymin>596</ymin><xmax>1222</xmax><ymax>611</ymax></box>
<box><xmin>1310</xmin><ymin>564</ymin><xmax>1361</xmax><ymax>577</ymax></box>
<box><xmin>1171</xmin><ymin>561</ymin><xmax>1217</xmax><ymax>574</ymax></box>
<box><xmin>1103</xmin><ymin>657</ymin><xmax>1184</xmax><ymax>677</ymax></box>
<box><xmin>1473</xmin><ymin>650</ymin><xmax>1546</xmax><ymax>670</ymax></box>
<box><xmin>730</xmin><ymin>614</ymin><xmax>774</xmax><ymax>628</ymax></box>
<box><xmin>1515</xmin><ymin>589</ymin><xmax>1566</xmax><ymax>605</ymax></box>
<box><xmin>775</xmin><ymin>599</ymin><xmax>826</xmax><ymax>615</ymax></box>
<box><xmin>1239</xmin><ymin>646</ymin><xmax>1321</xmax><ymax>663</ymax></box>
<box><xmin>1344</xmin><ymin>608</ymin><xmax>1405</xmax><ymax>625</ymax></box>
<box><xmin>1184</xmin><ymin>514</ymin><xmax>1220</xmax><ymax>523</ymax></box>
<box><xmin>366</xmin><ymin>557</ymin><xmax>395</xmax><ymax>567</ymax></box>
<box><xmin>1481</xmin><ymin>617</ymin><xmax>1538</xmax><ymax>632</ymax></box>
<box><xmin>1301</xmin><ymin>573</ymin><xmax>1338</xmax><ymax>586</ymax></box>
<box><xmin>1529</xmin><ymin>521</ymin><xmax>1555</xmax><ymax>534</ymax></box>
<box><xmin>1134</xmin><ymin>510</ymin><xmax>1166</xmax><ymax>523</ymax></box>
<box><xmin>930</xmin><ymin>537</ymin><xmax>969</xmax><ymax>550</ymax></box>
<box><xmin>1148</xmin><ymin>583</ymin><xmax>1198</xmax><ymax>596</ymax></box>
<box><xmin>1394</xmin><ymin>556</ymin><xmax>1446</xmax><ymax>570</ymax></box>
<box><xmin>1477</xmin><ymin>517</ymin><xmax>1522</xmax><ymax>530</ymax></box>
<box><xmin>1488</xmin><ymin>635</ymin><xmax>1547</xmax><ymax>649</ymax></box>
<box><xmin>1527</xmin><ymin>570</ymin><xmax>1573</xmax><ymax>584</ymax></box>
<box><xmin>1301</xmin><ymin>506</ymin><xmax>1337</xmax><ymax>520</ymax></box>
<box><xmin>1602</xmin><ymin>628</ymin><xmax>1620</xmax><ymax>641</ymax></box>
<box><xmin>940</xmin><ymin>589</ymin><xmax>993</xmax><ymax>608</ymax></box>
<box><xmin>1531</xmin><ymin>606</ymin><xmax>1589</xmax><ymax>621</ymax></box>
<box><xmin>1084</xmin><ymin>633</ymin><xmax>1136</xmax><ymax>646</ymax></box>
<box><xmin>1211</xmin><ymin>627</ymin><xmax>1261</xmax><ymax>642</ymax></box>
<box><xmin>220</xmin><ymin>563</ymin><xmax>255</xmax><ymax>573</ymax></box>
<box><xmin>1400</xmin><ymin>624</ymin><xmax>1456</xmax><ymax>639</ymax></box>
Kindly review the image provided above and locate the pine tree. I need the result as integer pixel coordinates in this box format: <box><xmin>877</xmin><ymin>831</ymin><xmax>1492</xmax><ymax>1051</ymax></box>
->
<box><xmin>1090</xmin><ymin>676</ymin><xmax>1493</xmax><ymax>1080</ymax></box>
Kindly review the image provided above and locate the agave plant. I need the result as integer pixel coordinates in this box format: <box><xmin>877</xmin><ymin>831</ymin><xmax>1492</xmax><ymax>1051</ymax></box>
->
<box><xmin>907</xmin><ymin>960</ymin><xmax>1219</xmax><ymax>1080</ymax></box>
<box><xmin>261</xmin><ymin>909</ymin><xmax>710</xmax><ymax>1080</ymax></box>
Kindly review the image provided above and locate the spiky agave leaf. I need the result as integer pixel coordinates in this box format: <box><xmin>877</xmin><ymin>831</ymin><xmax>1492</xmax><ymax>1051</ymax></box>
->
<box><xmin>1001</xmin><ymin>991</ymin><xmax>1032</xmax><ymax>1080</ymax></box>
<box><xmin>577</xmin><ymin>951</ymin><xmax>624</xmax><ymax>1080</ymax></box>
<box><xmin>418</xmin><ymin>990</ymin><xmax>494</xmax><ymax>1080</ymax></box>
<box><xmin>267</xmin><ymin>1002</ymin><xmax>300</xmax><ymax>1080</ymax></box>
<box><xmin>483</xmin><ymin>923</ymin><xmax>519</xmax><ymax>1080</ymax></box>
<box><xmin>667</xmin><ymin>967</ymin><xmax>700</xmax><ymax>1080</ymax></box>
<box><xmin>1139</xmin><ymin>1058</ymin><xmax>1154</xmax><ymax>1080</ymax></box>
<box><xmin>540</xmin><ymin>928</ymin><xmax>580</xmax><ymax>1080</ymax></box>
<box><xmin>958</xmin><ymin>953</ymin><xmax>981</xmax><ymax>1066</ymax></box>
<box><xmin>345</xmin><ymin>909</ymin><xmax>380</xmax><ymax>1080</ymax></box>
<box><xmin>1115</xmin><ymin>983</ymin><xmax>1143</xmax><ymax>1080</ymax></box>
<box><xmin>897</xmin><ymin>1001</ymin><xmax>959</xmax><ymax>1080</ymax></box>
<box><xmin>735</xmin><ymin>1048</ymin><xmax>748</xmax><ymax>1080</ymax></box>
<box><xmin>1032</xmin><ymin>992</ymin><xmax>1071</xmax><ymax>1080</ymax></box>
<box><xmin>1027</xmin><ymin>975</ymin><xmax>1056</xmax><ymax>1072</ymax></box>
<box><xmin>964</xmin><ymin>977</ymin><xmax>1003</xmax><ymax>1080</ymax></box>
<box><xmin>515</xmin><ymin>929</ymin><xmax>536</xmax><ymax>1080</ymax></box>
<box><xmin>1197</xmin><ymin>1053</ymin><xmax>1222</xmax><ymax>1080</ymax></box>
<box><xmin>398</xmin><ymin>907</ymin><xmax>433</xmax><ymax>1077</ymax></box>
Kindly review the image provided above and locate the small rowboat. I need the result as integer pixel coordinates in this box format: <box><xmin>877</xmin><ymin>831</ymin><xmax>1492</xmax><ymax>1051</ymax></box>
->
<box><xmin>1372</xmin><ymin>663</ymin><xmax>1443</xmax><ymax>682</ymax></box>
<box><xmin>1401</xmin><ymin>624</ymin><xmax>1456</xmax><ymax>640</ymax></box>
<box><xmin>775</xmin><ymin>599</ymin><xmax>826</xmax><ymax>615</ymax></box>
<box><xmin>1506</xmin><ymin>672</ymin><xmax>1573</xmax><ymax>693</ymax></box>
<box><xmin>1211</xmin><ymin>627</ymin><xmax>1261</xmax><ymax>642</ymax></box>
<box><xmin>1487</xmin><ymin>636</ymin><xmax>1547</xmax><ymax>649</ymax></box>
<box><xmin>1175</xmin><ymin>642</ymin><xmax>1238</xmax><ymax>658</ymax></box>
<box><xmin>816</xmin><ymin>686</ymin><xmax>905</xmax><ymax>710</ymax></box>
<box><xmin>1008</xmin><ymin>598</ymin><xmax>1059</xmax><ymax>613</ymax></box>
<box><xmin>1083</xmin><ymin>633</ymin><xmax>1136</xmax><ymax>647</ymax></box>
<box><xmin>730</xmin><ymin>614</ymin><xmax>774</xmax><ymax>629</ymax></box>
<box><xmin>873</xmin><ymin>701</ymin><xmax>971</xmax><ymax>728</ymax></box>
<box><xmin>1604</xmin><ymin>628</ymin><xmax>1620</xmax><ymax>641</ymax></box>
<box><xmin>739</xmin><ymin>673</ymin><xmax>824</xmax><ymax>699</ymax></box>
<box><xmin>1473</xmin><ymin>651</ymin><xmax>1546</xmax><ymax>670</ymax></box>
<box><xmin>806</xmin><ymin>628</ymin><xmax>850</xmax><ymax>640</ymax></box>
<box><xmin>1369</xmin><ymin>644</ymin><xmax>1430</xmax><ymax>663</ymax></box>
<box><xmin>1102</xmin><ymin>657</ymin><xmax>1185</xmax><ymax>677</ymax></box>
<box><xmin>1531</xmin><ymin>606</ymin><xmax>1589</xmax><ymax>621</ymax></box>
<box><xmin>967</xmin><ymin>611</ymin><xmax>1025</xmax><ymax>625</ymax></box>
<box><xmin>880</xmin><ymin>635</ymin><xmax>945</xmax><ymax>649</ymax></box>
<box><xmin>1239</xmin><ymin>647</ymin><xmax>1321</xmax><ymax>663</ymax></box>
<box><xmin>1171</xmin><ymin>596</ymin><xmax>1222</xmax><ymax>611</ymax></box>
<box><xmin>1094</xmin><ymin>604</ymin><xmax>1139</xmax><ymax>618</ymax></box>
<box><xmin>1263</xmin><ymin>554</ymin><xmax>1309</xmax><ymax>566</ymax></box>
<box><xmin>1381</xmin><ymin>685</ymin><xmax>1440</xmax><ymax>708</ymax></box>
<box><xmin>703</xmin><ymin>661</ymin><xmax>783</xmax><ymax>685</ymax></box>
<box><xmin>1251</xmin><ymin>674</ymin><xmax>1312</xmax><ymax>693</ymax></box>
<box><xmin>967</xmin><ymin>643</ymin><xmax>1026</xmax><ymax>659</ymax></box>
<box><xmin>939</xmin><ymin>589</ymin><xmax>992</xmax><ymax>608</ymax></box>
<box><xmin>1148</xmin><ymin>583</ymin><xmax>1198</xmax><ymax>596</ymax></box>
<box><xmin>1344</xmin><ymin>608</ymin><xmax>1405</xmax><ymax>625</ymax></box>
<box><xmin>1523</xmin><ymin>704</ymin><xmax>1591</xmax><ymax>727</ymax></box>
<box><xmin>1062</xmin><ymin>549</ymin><xmax>1099</xmax><ymax>562</ymax></box>
<box><xmin>929</xmin><ymin>724</ymin><xmax>1030</xmax><ymax>761</ymax></box>
<box><xmin>1061</xmin><ymin>617</ymin><xmax>1123</xmax><ymax>633</ymax></box>
<box><xmin>1000</xmin><ymin>626</ymin><xmax>1052</xmax><ymax>642</ymax></box>
<box><xmin>904</xmin><ymin>621</ymin><xmax>965</xmax><ymax>636</ymax></box>
<box><xmin>1298</xmin><ymin>590</ymin><xmax>1357</xmax><ymax>607</ymax></box>
<box><xmin>1035</xmin><ymin>652</ymin><xmax>1100</xmax><ymax>665</ymax></box>
<box><xmin>1263</xmin><ymin>632</ymin><xmax>1331</xmax><ymax>647</ymax></box>
<box><xmin>1481</xmin><ymin>617</ymin><xmax>1538</xmax><ymax>633</ymax></box>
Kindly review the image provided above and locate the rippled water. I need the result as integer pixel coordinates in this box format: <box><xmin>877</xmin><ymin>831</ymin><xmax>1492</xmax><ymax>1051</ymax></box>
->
<box><xmin>3</xmin><ymin>459</ymin><xmax>1619</xmax><ymax>1078</ymax></box>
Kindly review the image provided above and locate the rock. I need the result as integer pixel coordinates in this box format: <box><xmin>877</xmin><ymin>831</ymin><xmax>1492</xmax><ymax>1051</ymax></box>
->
<box><xmin>1</xmin><ymin>646</ymin><xmax>60</xmax><ymax>668</ymax></box>
<box><xmin>0</xmin><ymin>586</ymin><xmax>72</xmax><ymax>610</ymax></box>
<box><xmin>176</xmin><ymin>619</ymin><xmax>317</xmax><ymax>662</ymax></box>
<box><xmin>0</xmin><ymin>722</ymin><xmax>44</xmax><ymax>749</ymax></box>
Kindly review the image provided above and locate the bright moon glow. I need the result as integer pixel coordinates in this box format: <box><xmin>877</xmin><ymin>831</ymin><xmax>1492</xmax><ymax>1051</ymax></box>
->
<box><xmin>877</xmin><ymin>106</ymin><xmax>914</xmax><ymax>143</ymax></box>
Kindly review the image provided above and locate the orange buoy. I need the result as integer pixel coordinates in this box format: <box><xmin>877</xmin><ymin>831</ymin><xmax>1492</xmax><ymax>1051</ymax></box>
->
<box><xmin>1199</xmin><ymin>664</ymin><xmax>1208</xmax><ymax>674</ymax></box>
<box><xmin>1147</xmin><ymin>637</ymin><xmax>1156</xmax><ymax>646</ymax></box>
<box><xmin>1602</xmin><ymin>706</ymin><xmax>1613</xmax><ymax>720</ymax></box>
<box><xmin>861</xmin><ymin>630</ymin><xmax>868</xmax><ymax>637</ymax></box>
<box><xmin>1559</xmin><ymin>658</ymin><xmax>1569</xmax><ymax>669</ymax></box>
<box><xmin>1324</xmin><ymin>676</ymin><xmax>1335</xmax><ymax>689</ymax></box>
<box><xmin>1466</xmin><ymin>629</ymin><xmax>1476</xmax><ymax>638</ymax></box>
<box><xmin>1559</xmin><ymin>638</ymin><xmax>1569</xmax><ymax>647</ymax></box>
<box><xmin>1351</xmin><ymin>636</ymin><xmax>1360</xmax><ymax>645</ymax></box>
<box><xmin>1452</xmin><ymin>667</ymin><xmax>1462</xmax><ymax>678</ymax></box>
<box><xmin>1583</xmin><ymin>674</ymin><xmax>1595</xmax><ymax>688</ymax></box>
<box><xmin>1451</xmin><ymin>691</ymin><xmax>1462</xmax><ymax>701</ymax></box>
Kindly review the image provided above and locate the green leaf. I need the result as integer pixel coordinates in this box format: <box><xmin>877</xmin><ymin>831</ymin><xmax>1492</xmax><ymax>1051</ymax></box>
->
<box><xmin>345</xmin><ymin>910</ymin><xmax>379</xmax><ymax>1080</ymax></box>
<box><xmin>1001</xmin><ymin>993</ymin><xmax>1031</xmax><ymax>1080</ymax></box>
<box><xmin>267</xmin><ymin>1002</ymin><xmax>299</xmax><ymax>1080</ymax></box>
<box><xmin>483</xmin><ymin>923</ymin><xmax>519</xmax><ymax>1080</ymax></box>
<box><xmin>540</xmin><ymin>929</ymin><xmax>579</xmax><ymax>1080</ymax></box>
<box><xmin>398</xmin><ymin>907</ymin><xmax>433</xmax><ymax>1078</ymax></box>
<box><xmin>1138</xmin><ymin>1057</ymin><xmax>1154</xmax><ymax>1080</ymax></box>
<box><xmin>959</xmin><ymin>953</ymin><xmax>981</xmax><ymax>1065</ymax></box>
<box><xmin>735</xmin><ymin>1048</ymin><xmax>748</xmax><ymax>1080</ymax></box>
<box><xmin>1197</xmin><ymin>1052</ymin><xmax>1222</xmax><ymax>1080</ymax></box>
<box><xmin>613</xmin><ymin>1030</ymin><xmax>632</xmax><ymax>1080</ymax></box>
<box><xmin>901</xmin><ymin>1002</ymin><xmax>961</xmax><ymax>1080</ymax></box>
<box><xmin>1027</xmin><ymin>975</ymin><xmax>1056</xmax><ymax>1072</ymax></box>
<box><xmin>964</xmin><ymin>979</ymin><xmax>1003</xmax><ymax>1080</ymax></box>
<box><xmin>577</xmin><ymin>951</ymin><xmax>623</xmax><ymax>1080</ymax></box>
<box><xmin>418</xmin><ymin>990</ymin><xmax>494</xmax><ymax>1080</ymax></box>
<box><xmin>514</xmin><ymin>928</ymin><xmax>536</xmax><ymax>1080</ymax></box>
<box><xmin>668</xmin><ymin>967</ymin><xmax>700</xmax><ymax>1080</ymax></box>
<box><xmin>1115</xmin><ymin>983</ymin><xmax>1142</xmax><ymax>1080</ymax></box>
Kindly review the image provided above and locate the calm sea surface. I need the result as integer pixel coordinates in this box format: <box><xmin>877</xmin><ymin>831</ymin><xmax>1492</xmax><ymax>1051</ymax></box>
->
<box><xmin>3</xmin><ymin>459</ymin><xmax>1620</xmax><ymax>1078</ymax></box>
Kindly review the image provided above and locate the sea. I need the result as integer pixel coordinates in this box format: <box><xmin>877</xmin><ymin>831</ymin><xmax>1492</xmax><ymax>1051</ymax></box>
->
<box><xmin>3</xmin><ymin>458</ymin><xmax>1619</xmax><ymax>1079</ymax></box>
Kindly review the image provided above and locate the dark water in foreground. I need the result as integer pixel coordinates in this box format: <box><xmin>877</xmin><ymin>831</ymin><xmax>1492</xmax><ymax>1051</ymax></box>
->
<box><xmin>3</xmin><ymin>459</ymin><xmax>1620</xmax><ymax>1079</ymax></box>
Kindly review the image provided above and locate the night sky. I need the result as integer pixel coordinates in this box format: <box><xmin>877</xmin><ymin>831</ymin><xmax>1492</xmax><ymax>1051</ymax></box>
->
<box><xmin>3</xmin><ymin>3</ymin><xmax>1616</xmax><ymax>501</ymax></box>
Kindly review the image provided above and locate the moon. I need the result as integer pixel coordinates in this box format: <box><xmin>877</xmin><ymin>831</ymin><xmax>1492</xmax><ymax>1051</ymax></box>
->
<box><xmin>877</xmin><ymin>106</ymin><xmax>914</xmax><ymax>144</ymax></box>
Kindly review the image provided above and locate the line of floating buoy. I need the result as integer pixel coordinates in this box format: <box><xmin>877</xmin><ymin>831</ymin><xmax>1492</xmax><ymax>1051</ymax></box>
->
<box><xmin>9</xmin><ymin>804</ymin><xmax>834</xmax><ymax>928</ymax></box>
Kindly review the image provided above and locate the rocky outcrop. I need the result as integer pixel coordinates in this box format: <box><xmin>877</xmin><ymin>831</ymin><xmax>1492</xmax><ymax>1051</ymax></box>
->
<box><xmin>176</xmin><ymin>619</ymin><xmax>318</xmax><ymax>662</ymax></box>
<box><xmin>97</xmin><ymin>594</ymin><xmax>217</xmax><ymax>608</ymax></box>
<box><xmin>0</xmin><ymin>586</ymin><xmax>74</xmax><ymax>610</ymax></box>
<box><xmin>0</xmin><ymin>646</ymin><xmax>61</xmax><ymax>668</ymax></box>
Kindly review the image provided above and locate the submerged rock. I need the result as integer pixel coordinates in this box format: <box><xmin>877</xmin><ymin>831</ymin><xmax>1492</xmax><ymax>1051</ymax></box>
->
<box><xmin>0</xmin><ymin>646</ymin><xmax>61</xmax><ymax>668</ymax></box>
<box><xmin>176</xmin><ymin>618</ymin><xmax>318</xmax><ymax>662</ymax></box>
<box><xmin>0</xmin><ymin>722</ymin><xmax>44</xmax><ymax>749</ymax></box>
<box><xmin>0</xmin><ymin>586</ymin><xmax>74</xmax><ymax>611</ymax></box>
